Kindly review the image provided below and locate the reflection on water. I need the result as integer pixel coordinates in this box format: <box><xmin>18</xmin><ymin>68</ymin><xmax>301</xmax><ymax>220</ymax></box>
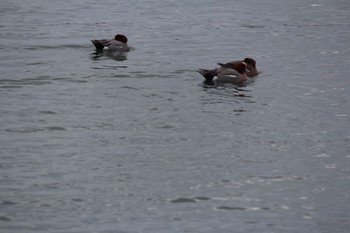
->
<box><xmin>91</xmin><ymin>50</ymin><xmax>128</xmax><ymax>61</ymax></box>
<box><xmin>1</xmin><ymin>0</ymin><xmax>350</xmax><ymax>232</ymax></box>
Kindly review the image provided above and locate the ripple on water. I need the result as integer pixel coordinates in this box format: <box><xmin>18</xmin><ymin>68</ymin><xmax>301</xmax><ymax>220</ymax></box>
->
<box><xmin>245</xmin><ymin>175</ymin><xmax>308</xmax><ymax>184</ymax></box>
<box><xmin>37</xmin><ymin>111</ymin><xmax>57</xmax><ymax>115</ymax></box>
<box><xmin>0</xmin><ymin>76</ymin><xmax>54</xmax><ymax>88</ymax></box>
<box><xmin>170</xmin><ymin>197</ymin><xmax>198</xmax><ymax>203</ymax></box>
<box><xmin>23</xmin><ymin>44</ymin><xmax>90</xmax><ymax>50</ymax></box>
<box><xmin>216</xmin><ymin>206</ymin><xmax>247</xmax><ymax>211</ymax></box>
<box><xmin>5</xmin><ymin>126</ymin><xmax>67</xmax><ymax>133</ymax></box>
<box><xmin>1</xmin><ymin>200</ymin><xmax>17</xmax><ymax>206</ymax></box>
<box><xmin>169</xmin><ymin>196</ymin><xmax>215</xmax><ymax>204</ymax></box>
<box><xmin>0</xmin><ymin>216</ymin><xmax>12</xmax><ymax>221</ymax></box>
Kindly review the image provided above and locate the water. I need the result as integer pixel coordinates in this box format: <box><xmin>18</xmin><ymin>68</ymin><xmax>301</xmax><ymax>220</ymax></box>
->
<box><xmin>1</xmin><ymin>0</ymin><xmax>349</xmax><ymax>232</ymax></box>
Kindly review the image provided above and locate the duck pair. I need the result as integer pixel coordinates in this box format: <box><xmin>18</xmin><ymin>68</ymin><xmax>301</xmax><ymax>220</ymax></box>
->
<box><xmin>198</xmin><ymin>58</ymin><xmax>259</xmax><ymax>84</ymax></box>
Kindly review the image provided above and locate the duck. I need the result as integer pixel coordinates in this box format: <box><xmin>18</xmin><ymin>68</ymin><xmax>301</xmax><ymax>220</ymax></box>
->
<box><xmin>198</xmin><ymin>62</ymin><xmax>248</xmax><ymax>84</ymax></box>
<box><xmin>217</xmin><ymin>57</ymin><xmax>259</xmax><ymax>77</ymax></box>
<box><xmin>91</xmin><ymin>34</ymin><xmax>129</xmax><ymax>52</ymax></box>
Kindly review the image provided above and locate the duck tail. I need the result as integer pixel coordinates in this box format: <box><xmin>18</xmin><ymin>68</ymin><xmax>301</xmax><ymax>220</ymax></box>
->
<box><xmin>91</xmin><ymin>40</ymin><xmax>105</xmax><ymax>50</ymax></box>
<box><xmin>217</xmin><ymin>62</ymin><xmax>225</xmax><ymax>67</ymax></box>
<box><xmin>197</xmin><ymin>69</ymin><xmax>216</xmax><ymax>81</ymax></box>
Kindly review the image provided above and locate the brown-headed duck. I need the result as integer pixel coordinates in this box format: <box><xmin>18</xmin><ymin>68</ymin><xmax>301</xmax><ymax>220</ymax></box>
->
<box><xmin>218</xmin><ymin>57</ymin><xmax>259</xmax><ymax>77</ymax></box>
<box><xmin>198</xmin><ymin>62</ymin><xmax>248</xmax><ymax>84</ymax></box>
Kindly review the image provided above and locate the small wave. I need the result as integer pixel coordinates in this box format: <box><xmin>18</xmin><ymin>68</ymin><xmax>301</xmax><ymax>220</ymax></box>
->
<box><xmin>240</xmin><ymin>24</ymin><xmax>265</xmax><ymax>29</ymax></box>
<box><xmin>170</xmin><ymin>196</ymin><xmax>212</xmax><ymax>203</ymax></box>
<box><xmin>216</xmin><ymin>206</ymin><xmax>247</xmax><ymax>211</ymax></box>
<box><xmin>1</xmin><ymin>200</ymin><xmax>17</xmax><ymax>205</ymax></box>
<box><xmin>23</xmin><ymin>44</ymin><xmax>90</xmax><ymax>51</ymax></box>
<box><xmin>170</xmin><ymin>197</ymin><xmax>197</xmax><ymax>203</ymax></box>
<box><xmin>215</xmin><ymin>206</ymin><xmax>271</xmax><ymax>211</ymax></box>
<box><xmin>91</xmin><ymin>65</ymin><xmax>128</xmax><ymax>70</ymax></box>
<box><xmin>245</xmin><ymin>175</ymin><xmax>309</xmax><ymax>184</ymax></box>
<box><xmin>0</xmin><ymin>216</ymin><xmax>11</xmax><ymax>222</ymax></box>
<box><xmin>5</xmin><ymin>126</ymin><xmax>67</xmax><ymax>133</ymax></box>
<box><xmin>37</xmin><ymin>111</ymin><xmax>57</xmax><ymax>114</ymax></box>
<box><xmin>0</xmin><ymin>85</ymin><xmax>23</xmax><ymax>89</ymax></box>
<box><xmin>193</xmin><ymin>197</ymin><xmax>211</xmax><ymax>201</ymax></box>
<box><xmin>0</xmin><ymin>76</ymin><xmax>53</xmax><ymax>88</ymax></box>
<box><xmin>45</xmin><ymin>126</ymin><xmax>66</xmax><ymax>131</ymax></box>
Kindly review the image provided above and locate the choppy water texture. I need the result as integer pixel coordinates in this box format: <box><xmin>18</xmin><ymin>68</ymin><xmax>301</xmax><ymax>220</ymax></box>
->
<box><xmin>1</xmin><ymin>0</ymin><xmax>350</xmax><ymax>232</ymax></box>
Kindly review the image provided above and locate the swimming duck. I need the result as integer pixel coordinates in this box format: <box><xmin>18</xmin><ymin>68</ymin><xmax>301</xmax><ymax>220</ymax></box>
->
<box><xmin>198</xmin><ymin>62</ymin><xmax>248</xmax><ymax>83</ymax></box>
<box><xmin>218</xmin><ymin>57</ymin><xmax>259</xmax><ymax>77</ymax></box>
<box><xmin>91</xmin><ymin>34</ymin><xmax>129</xmax><ymax>52</ymax></box>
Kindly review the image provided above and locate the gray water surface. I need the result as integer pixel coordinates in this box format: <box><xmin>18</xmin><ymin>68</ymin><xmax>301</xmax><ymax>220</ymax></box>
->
<box><xmin>1</xmin><ymin>0</ymin><xmax>350</xmax><ymax>232</ymax></box>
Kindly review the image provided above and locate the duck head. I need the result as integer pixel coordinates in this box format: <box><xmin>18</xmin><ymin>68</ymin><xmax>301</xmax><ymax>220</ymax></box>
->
<box><xmin>114</xmin><ymin>34</ymin><xmax>128</xmax><ymax>44</ymax></box>
<box><xmin>243</xmin><ymin>57</ymin><xmax>256</xmax><ymax>69</ymax></box>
